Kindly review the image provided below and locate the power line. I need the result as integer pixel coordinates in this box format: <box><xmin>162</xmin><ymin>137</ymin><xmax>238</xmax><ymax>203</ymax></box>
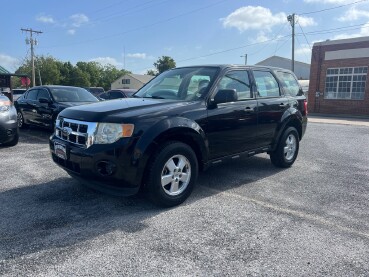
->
<box><xmin>40</xmin><ymin>0</ymin><xmax>228</xmax><ymax>49</ymax></box>
<box><xmin>297</xmin><ymin>0</ymin><xmax>368</xmax><ymax>15</ymax></box>
<box><xmin>296</xmin><ymin>20</ymin><xmax>311</xmax><ymax>50</ymax></box>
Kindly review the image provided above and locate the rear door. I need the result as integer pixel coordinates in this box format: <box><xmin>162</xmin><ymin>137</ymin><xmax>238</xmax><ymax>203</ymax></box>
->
<box><xmin>252</xmin><ymin>70</ymin><xmax>289</xmax><ymax>147</ymax></box>
<box><xmin>206</xmin><ymin>69</ymin><xmax>259</xmax><ymax>159</ymax></box>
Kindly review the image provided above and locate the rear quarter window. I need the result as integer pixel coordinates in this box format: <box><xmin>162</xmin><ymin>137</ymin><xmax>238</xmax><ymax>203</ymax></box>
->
<box><xmin>275</xmin><ymin>71</ymin><xmax>303</xmax><ymax>97</ymax></box>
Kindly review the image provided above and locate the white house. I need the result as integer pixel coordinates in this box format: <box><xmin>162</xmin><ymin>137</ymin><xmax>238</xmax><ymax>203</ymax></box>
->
<box><xmin>111</xmin><ymin>73</ymin><xmax>154</xmax><ymax>90</ymax></box>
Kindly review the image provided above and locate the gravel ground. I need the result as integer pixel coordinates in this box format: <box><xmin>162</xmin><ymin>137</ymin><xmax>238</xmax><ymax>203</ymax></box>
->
<box><xmin>0</xmin><ymin>122</ymin><xmax>369</xmax><ymax>276</ymax></box>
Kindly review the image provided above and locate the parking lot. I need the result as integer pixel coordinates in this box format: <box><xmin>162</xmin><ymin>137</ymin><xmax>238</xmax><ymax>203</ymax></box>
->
<box><xmin>1</xmin><ymin>121</ymin><xmax>369</xmax><ymax>276</ymax></box>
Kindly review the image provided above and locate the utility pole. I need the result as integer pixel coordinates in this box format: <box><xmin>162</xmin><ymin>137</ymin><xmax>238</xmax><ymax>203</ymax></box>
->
<box><xmin>240</xmin><ymin>54</ymin><xmax>247</xmax><ymax>65</ymax></box>
<box><xmin>21</xmin><ymin>28</ymin><xmax>43</xmax><ymax>87</ymax></box>
<box><xmin>287</xmin><ymin>13</ymin><xmax>295</xmax><ymax>72</ymax></box>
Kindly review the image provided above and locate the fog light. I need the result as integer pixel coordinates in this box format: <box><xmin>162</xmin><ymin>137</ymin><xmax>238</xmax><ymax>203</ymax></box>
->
<box><xmin>96</xmin><ymin>161</ymin><xmax>117</xmax><ymax>176</ymax></box>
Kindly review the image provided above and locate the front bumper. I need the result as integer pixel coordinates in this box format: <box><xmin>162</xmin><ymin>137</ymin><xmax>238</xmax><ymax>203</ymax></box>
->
<box><xmin>0</xmin><ymin>107</ymin><xmax>18</xmax><ymax>144</ymax></box>
<box><xmin>49</xmin><ymin>135</ymin><xmax>141</xmax><ymax>196</ymax></box>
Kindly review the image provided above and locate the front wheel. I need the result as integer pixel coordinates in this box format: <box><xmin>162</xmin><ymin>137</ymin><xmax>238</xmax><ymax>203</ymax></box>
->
<box><xmin>17</xmin><ymin>111</ymin><xmax>28</xmax><ymax>129</ymax></box>
<box><xmin>270</xmin><ymin>127</ymin><xmax>299</xmax><ymax>168</ymax></box>
<box><xmin>146</xmin><ymin>142</ymin><xmax>198</xmax><ymax>207</ymax></box>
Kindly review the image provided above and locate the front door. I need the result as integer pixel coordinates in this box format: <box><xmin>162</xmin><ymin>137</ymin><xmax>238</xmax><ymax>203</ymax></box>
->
<box><xmin>205</xmin><ymin>69</ymin><xmax>259</xmax><ymax>160</ymax></box>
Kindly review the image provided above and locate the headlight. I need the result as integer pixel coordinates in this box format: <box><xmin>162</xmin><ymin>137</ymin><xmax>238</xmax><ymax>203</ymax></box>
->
<box><xmin>94</xmin><ymin>123</ymin><xmax>134</xmax><ymax>144</ymax></box>
<box><xmin>0</xmin><ymin>100</ymin><xmax>11</xmax><ymax>112</ymax></box>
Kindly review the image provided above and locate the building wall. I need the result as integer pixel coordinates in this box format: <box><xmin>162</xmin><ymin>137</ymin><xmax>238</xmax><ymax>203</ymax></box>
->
<box><xmin>111</xmin><ymin>75</ymin><xmax>144</xmax><ymax>90</ymax></box>
<box><xmin>256</xmin><ymin>56</ymin><xmax>310</xmax><ymax>79</ymax></box>
<box><xmin>308</xmin><ymin>39</ymin><xmax>369</xmax><ymax>116</ymax></box>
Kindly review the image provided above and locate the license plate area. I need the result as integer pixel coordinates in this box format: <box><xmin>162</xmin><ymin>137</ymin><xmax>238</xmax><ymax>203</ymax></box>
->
<box><xmin>54</xmin><ymin>141</ymin><xmax>67</xmax><ymax>160</ymax></box>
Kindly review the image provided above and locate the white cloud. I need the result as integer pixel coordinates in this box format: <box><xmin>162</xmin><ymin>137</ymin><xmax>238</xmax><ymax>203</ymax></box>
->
<box><xmin>89</xmin><ymin>57</ymin><xmax>122</xmax><ymax>67</ymax></box>
<box><xmin>255</xmin><ymin>31</ymin><xmax>269</xmax><ymax>43</ymax></box>
<box><xmin>127</xmin><ymin>53</ymin><xmax>147</xmax><ymax>59</ymax></box>
<box><xmin>36</xmin><ymin>15</ymin><xmax>55</xmax><ymax>24</ymax></box>
<box><xmin>0</xmin><ymin>54</ymin><xmax>20</xmax><ymax>71</ymax></box>
<box><xmin>338</xmin><ymin>6</ymin><xmax>369</xmax><ymax>22</ymax></box>
<box><xmin>164</xmin><ymin>47</ymin><xmax>173</xmax><ymax>51</ymax></box>
<box><xmin>296</xmin><ymin>16</ymin><xmax>317</xmax><ymax>27</ymax></box>
<box><xmin>67</xmin><ymin>29</ymin><xmax>76</xmax><ymax>35</ymax></box>
<box><xmin>332</xmin><ymin>21</ymin><xmax>369</xmax><ymax>39</ymax></box>
<box><xmin>70</xmin><ymin>13</ymin><xmax>89</xmax><ymax>27</ymax></box>
<box><xmin>296</xmin><ymin>44</ymin><xmax>312</xmax><ymax>55</ymax></box>
<box><xmin>221</xmin><ymin>6</ymin><xmax>286</xmax><ymax>32</ymax></box>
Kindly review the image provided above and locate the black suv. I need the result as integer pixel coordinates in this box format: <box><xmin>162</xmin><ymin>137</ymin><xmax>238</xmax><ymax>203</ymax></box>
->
<box><xmin>49</xmin><ymin>65</ymin><xmax>307</xmax><ymax>206</ymax></box>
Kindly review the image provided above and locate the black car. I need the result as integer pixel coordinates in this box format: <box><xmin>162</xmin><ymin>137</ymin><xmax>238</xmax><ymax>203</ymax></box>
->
<box><xmin>98</xmin><ymin>89</ymin><xmax>138</xmax><ymax>100</ymax></box>
<box><xmin>15</xmin><ymin>85</ymin><xmax>99</xmax><ymax>130</ymax></box>
<box><xmin>0</xmin><ymin>93</ymin><xmax>18</xmax><ymax>146</ymax></box>
<box><xmin>49</xmin><ymin>65</ymin><xmax>308</xmax><ymax>207</ymax></box>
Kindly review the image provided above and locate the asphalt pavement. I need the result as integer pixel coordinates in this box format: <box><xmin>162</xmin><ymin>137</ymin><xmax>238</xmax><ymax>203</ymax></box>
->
<box><xmin>0</xmin><ymin>119</ymin><xmax>369</xmax><ymax>276</ymax></box>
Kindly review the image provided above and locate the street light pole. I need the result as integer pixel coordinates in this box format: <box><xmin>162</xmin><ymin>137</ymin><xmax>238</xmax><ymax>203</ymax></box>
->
<box><xmin>240</xmin><ymin>54</ymin><xmax>247</xmax><ymax>65</ymax></box>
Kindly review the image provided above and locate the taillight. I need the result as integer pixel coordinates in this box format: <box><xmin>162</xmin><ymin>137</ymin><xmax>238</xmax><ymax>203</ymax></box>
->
<box><xmin>304</xmin><ymin>100</ymin><xmax>308</xmax><ymax>115</ymax></box>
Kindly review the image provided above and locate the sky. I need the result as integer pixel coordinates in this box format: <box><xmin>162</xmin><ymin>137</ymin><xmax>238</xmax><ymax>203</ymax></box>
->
<box><xmin>1</xmin><ymin>0</ymin><xmax>369</xmax><ymax>74</ymax></box>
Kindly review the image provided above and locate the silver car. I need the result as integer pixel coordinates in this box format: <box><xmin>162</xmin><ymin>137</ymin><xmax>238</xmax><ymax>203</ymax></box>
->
<box><xmin>0</xmin><ymin>94</ymin><xmax>18</xmax><ymax>146</ymax></box>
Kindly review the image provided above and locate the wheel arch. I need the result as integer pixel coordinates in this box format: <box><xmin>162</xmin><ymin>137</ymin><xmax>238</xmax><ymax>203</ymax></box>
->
<box><xmin>133</xmin><ymin>118</ymin><xmax>208</xmax><ymax>187</ymax></box>
<box><xmin>271</xmin><ymin>113</ymin><xmax>303</xmax><ymax>152</ymax></box>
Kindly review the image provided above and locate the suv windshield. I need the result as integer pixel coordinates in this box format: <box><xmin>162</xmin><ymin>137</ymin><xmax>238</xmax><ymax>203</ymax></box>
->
<box><xmin>50</xmin><ymin>87</ymin><xmax>99</xmax><ymax>102</ymax></box>
<box><xmin>135</xmin><ymin>67</ymin><xmax>219</xmax><ymax>100</ymax></box>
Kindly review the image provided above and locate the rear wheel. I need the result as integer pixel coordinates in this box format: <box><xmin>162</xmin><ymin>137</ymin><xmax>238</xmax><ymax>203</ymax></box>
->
<box><xmin>270</xmin><ymin>127</ymin><xmax>299</xmax><ymax>168</ymax></box>
<box><xmin>146</xmin><ymin>141</ymin><xmax>198</xmax><ymax>207</ymax></box>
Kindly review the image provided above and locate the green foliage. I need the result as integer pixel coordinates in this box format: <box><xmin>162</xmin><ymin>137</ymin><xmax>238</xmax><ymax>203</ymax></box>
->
<box><xmin>153</xmin><ymin>56</ymin><xmax>176</xmax><ymax>74</ymax></box>
<box><xmin>146</xmin><ymin>69</ymin><xmax>158</xmax><ymax>76</ymax></box>
<box><xmin>14</xmin><ymin>55</ymin><xmax>131</xmax><ymax>90</ymax></box>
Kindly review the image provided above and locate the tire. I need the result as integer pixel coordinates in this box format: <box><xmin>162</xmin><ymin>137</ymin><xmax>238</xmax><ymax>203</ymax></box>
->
<box><xmin>3</xmin><ymin>132</ymin><xmax>19</xmax><ymax>147</ymax></box>
<box><xmin>146</xmin><ymin>141</ymin><xmax>198</xmax><ymax>207</ymax></box>
<box><xmin>17</xmin><ymin>111</ymin><xmax>28</xmax><ymax>129</ymax></box>
<box><xmin>270</xmin><ymin>127</ymin><xmax>299</xmax><ymax>168</ymax></box>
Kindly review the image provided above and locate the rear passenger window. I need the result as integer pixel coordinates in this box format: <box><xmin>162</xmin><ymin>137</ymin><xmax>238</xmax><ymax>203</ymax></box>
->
<box><xmin>110</xmin><ymin>91</ymin><xmax>124</xmax><ymax>98</ymax></box>
<box><xmin>275</xmin><ymin>71</ymin><xmax>302</xmax><ymax>96</ymax></box>
<box><xmin>217</xmin><ymin>70</ymin><xmax>251</xmax><ymax>100</ymax></box>
<box><xmin>253</xmin><ymin>71</ymin><xmax>280</xmax><ymax>98</ymax></box>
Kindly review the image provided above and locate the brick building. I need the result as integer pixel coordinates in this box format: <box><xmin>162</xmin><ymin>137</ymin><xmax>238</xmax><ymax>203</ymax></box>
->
<box><xmin>308</xmin><ymin>36</ymin><xmax>369</xmax><ymax>116</ymax></box>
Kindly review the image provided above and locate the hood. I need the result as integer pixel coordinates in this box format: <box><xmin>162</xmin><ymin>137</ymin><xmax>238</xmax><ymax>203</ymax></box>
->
<box><xmin>58</xmin><ymin>98</ymin><xmax>196</xmax><ymax>122</ymax></box>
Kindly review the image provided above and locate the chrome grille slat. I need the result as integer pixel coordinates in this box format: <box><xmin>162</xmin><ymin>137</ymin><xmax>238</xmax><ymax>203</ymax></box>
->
<box><xmin>55</xmin><ymin>117</ymin><xmax>97</xmax><ymax>148</ymax></box>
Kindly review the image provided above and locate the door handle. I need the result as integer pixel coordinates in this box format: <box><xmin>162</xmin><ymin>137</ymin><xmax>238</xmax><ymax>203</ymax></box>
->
<box><xmin>245</xmin><ymin>107</ymin><xmax>254</xmax><ymax>112</ymax></box>
<box><xmin>279</xmin><ymin>103</ymin><xmax>288</xmax><ymax>108</ymax></box>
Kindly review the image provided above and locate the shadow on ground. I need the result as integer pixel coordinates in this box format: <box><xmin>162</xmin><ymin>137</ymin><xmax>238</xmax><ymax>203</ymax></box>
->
<box><xmin>0</xmin><ymin>153</ymin><xmax>282</xmax><ymax>267</ymax></box>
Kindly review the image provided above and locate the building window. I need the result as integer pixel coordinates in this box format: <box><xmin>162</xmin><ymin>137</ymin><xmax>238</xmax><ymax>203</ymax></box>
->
<box><xmin>324</xmin><ymin>66</ymin><xmax>367</xmax><ymax>100</ymax></box>
<box><xmin>122</xmin><ymin>79</ymin><xmax>130</xmax><ymax>85</ymax></box>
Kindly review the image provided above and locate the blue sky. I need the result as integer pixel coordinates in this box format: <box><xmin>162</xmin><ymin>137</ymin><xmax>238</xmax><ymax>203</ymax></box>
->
<box><xmin>1</xmin><ymin>0</ymin><xmax>369</xmax><ymax>74</ymax></box>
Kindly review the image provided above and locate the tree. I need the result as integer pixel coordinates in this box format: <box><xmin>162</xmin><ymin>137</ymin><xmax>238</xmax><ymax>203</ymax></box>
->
<box><xmin>153</xmin><ymin>56</ymin><xmax>176</xmax><ymax>74</ymax></box>
<box><xmin>76</xmin><ymin>61</ymin><xmax>103</xmax><ymax>87</ymax></box>
<box><xmin>69</xmin><ymin>67</ymin><xmax>90</xmax><ymax>87</ymax></box>
<box><xmin>100</xmin><ymin>64</ymin><xmax>130</xmax><ymax>90</ymax></box>
<box><xmin>146</xmin><ymin>69</ymin><xmax>157</xmax><ymax>76</ymax></box>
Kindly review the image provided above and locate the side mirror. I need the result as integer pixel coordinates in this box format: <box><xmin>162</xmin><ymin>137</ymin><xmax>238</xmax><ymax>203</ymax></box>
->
<box><xmin>39</xmin><ymin>97</ymin><xmax>52</xmax><ymax>104</ymax></box>
<box><xmin>213</xmin><ymin>89</ymin><xmax>238</xmax><ymax>104</ymax></box>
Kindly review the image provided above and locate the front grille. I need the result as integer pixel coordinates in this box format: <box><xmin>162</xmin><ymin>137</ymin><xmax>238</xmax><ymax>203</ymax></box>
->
<box><xmin>55</xmin><ymin>117</ymin><xmax>97</xmax><ymax>147</ymax></box>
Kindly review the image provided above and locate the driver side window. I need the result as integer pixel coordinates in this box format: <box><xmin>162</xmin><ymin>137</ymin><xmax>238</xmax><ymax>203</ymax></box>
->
<box><xmin>216</xmin><ymin>70</ymin><xmax>251</xmax><ymax>100</ymax></box>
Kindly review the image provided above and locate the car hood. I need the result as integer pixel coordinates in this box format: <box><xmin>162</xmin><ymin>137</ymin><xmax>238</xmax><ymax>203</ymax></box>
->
<box><xmin>58</xmin><ymin>98</ymin><xmax>196</xmax><ymax>122</ymax></box>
